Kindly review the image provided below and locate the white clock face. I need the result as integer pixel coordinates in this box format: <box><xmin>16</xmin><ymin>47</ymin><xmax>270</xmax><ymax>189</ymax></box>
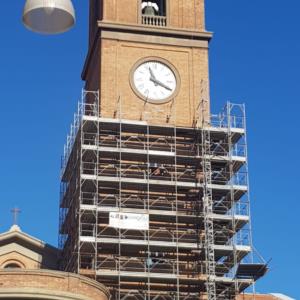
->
<box><xmin>132</xmin><ymin>60</ymin><xmax>178</xmax><ymax>103</ymax></box>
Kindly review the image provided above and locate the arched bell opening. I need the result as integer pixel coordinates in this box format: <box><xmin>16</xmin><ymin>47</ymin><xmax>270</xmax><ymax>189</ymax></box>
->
<box><xmin>141</xmin><ymin>0</ymin><xmax>168</xmax><ymax>26</ymax></box>
<box><xmin>141</xmin><ymin>0</ymin><xmax>166</xmax><ymax>16</ymax></box>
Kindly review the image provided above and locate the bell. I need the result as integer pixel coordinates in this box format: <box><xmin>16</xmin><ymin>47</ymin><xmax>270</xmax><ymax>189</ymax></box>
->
<box><xmin>22</xmin><ymin>0</ymin><xmax>75</xmax><ymax>34</ymax></box>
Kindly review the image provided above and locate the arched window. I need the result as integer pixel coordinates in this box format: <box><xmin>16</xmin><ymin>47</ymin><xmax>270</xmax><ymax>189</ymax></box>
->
<box><xmin>2</xmin><ymin>260</ymin><xmax>24</xmax><ymax>269</ymax></box>
<box><xmin>142</xmin><ymin>0</ymin><xmax>166</xmax><ymax>16</ymax></box>
<box><xmin>4</xmin><ymin>263</ymin><xmax>22</xmax><ymax>269</ymax></box>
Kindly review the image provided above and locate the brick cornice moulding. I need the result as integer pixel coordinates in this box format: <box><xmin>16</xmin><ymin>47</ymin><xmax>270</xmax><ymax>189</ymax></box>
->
<box><xmin>82</xmin><ymin>21</ymin><xmax>212</xmax><ymax>81</ymax></box>
<box><xmin>97</xmin><ymin>21</ymin><xmax>213</xmax><ymax>40</ymax></box>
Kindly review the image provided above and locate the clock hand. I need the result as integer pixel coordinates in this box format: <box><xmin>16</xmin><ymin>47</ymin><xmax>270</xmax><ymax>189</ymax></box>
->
<box><xmin>148</xmin><ymin>66</ymin><xmax>172</xmax><ymax>91</ymax></box>
<box><xmin>150</xmin><ymin>77</ymin><xmax>173</xmax><ymax>91</ymax></box>
<box><xmin>149</xmin><ymin>67</ymin><xmax>157</xmax><ymax>81</ymax></box>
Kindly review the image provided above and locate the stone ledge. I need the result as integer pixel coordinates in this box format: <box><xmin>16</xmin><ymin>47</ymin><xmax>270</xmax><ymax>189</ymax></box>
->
<box><xmin>0</xmin><ymin>287</ymin><xmax>95</xmax><ymax>300</ymax></box>
<box><xmin>0</xmin><ymin>269</ymin><xmax>109</xmax><ymax>300</ymax></box>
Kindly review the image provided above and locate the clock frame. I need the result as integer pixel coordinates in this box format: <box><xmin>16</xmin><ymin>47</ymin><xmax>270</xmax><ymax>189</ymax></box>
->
<box><xmin>129</xmin><ymin>56</ymin><xmax>181</xmax><ymax>104</ymax></box>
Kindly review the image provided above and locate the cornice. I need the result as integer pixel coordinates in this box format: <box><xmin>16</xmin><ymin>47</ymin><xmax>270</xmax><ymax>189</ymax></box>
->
<box><xmin>0</xmin><ymin>288</ymin><xmax>92</xmax><ymax>300</ymax></box>
<box><xmin>97</xmin><ymin>21</ymin><xmax>213</xmax><ymax>40</ymax></box>
<box><xmin>82</xmin><ymin>21</ymin><xmax>213</xmax><ymax>80</ymax></box>
<box><xmin>0</xmin><ymin>269</ymin><xmax>110</xmax><ymax>298</ymax></box>
<box><xmin>0</xmin><ymin>230</ymin><xmax>58</xmax><ymax>256</ymax></box>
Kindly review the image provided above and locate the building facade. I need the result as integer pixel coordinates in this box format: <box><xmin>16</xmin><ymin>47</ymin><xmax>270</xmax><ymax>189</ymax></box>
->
<box><xmin>59</xmin><ymin>1</ymin><xmax>267</xmax><ymax>300</ymax></box>
<box><xmin>0</xmin><ymin>225</ymin><xmax>109</xmax><ymax>300</ymax></box>
<box><xmin>0</xmin><ymin>226</ymin><xmax>291</xmax><ymax>300</ymax></box>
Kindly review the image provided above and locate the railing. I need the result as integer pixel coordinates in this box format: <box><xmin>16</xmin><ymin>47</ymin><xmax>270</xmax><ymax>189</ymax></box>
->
<box><xmin>117</xmin><ymin>291</ymin><xmax>200</xmax><ymax>300</ymax></box>
<box><xmin>142</xmin><ymin>14</ymin><xmax>167</xmax><ymax>27</ymax></box>
<box><xmin>79</xmin><ymin>220</ymin><xmax>251</xmax><ymax>248</ymax></box>
<box><xmin>80</xmin><ymin>256</ymin><xmax>204</xmax><ymax>277</ymax></box>
<box><xmin>234</xmin><ymin>228</ymin><xmax>251</xmax><ymax>246</ymax></box>
<box><xmin>82</xmin><ymin>132</ymin><xmax>247</xmax><ymax>158</ymax></box>
<box><xmin>78</xmin><ymin>161</ymin><xmax>248</xmax><ymax>186</ymax></box>
<box><xmin>80</xmin><ymin>192</ymin><xmax>199</xmax><ymax>214</ymax></box>
<box><xmin>211</xmin><ymin>113</ymin><xmax>245</xmax><ymax>129</ymax></box>
<box><xmin>78</xmin><ymin>191</ymin><xmax>250</xmax><ymax>218</ymax></box>
<box><xmin>210</xmin><ymin>102</ymin><xmax>246</xmax><ymax>129</ymax></box>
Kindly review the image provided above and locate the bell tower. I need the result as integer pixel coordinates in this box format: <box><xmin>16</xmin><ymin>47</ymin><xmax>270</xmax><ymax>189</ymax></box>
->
<box><xmin>60</xmin><ymin>2</ymin><xmax>267</xmax><ymax>300</ymax></box>
<box><xmin>82</xmin><ymin>0</ymin><xmax>212</xmax><ymax>127</ymax></box>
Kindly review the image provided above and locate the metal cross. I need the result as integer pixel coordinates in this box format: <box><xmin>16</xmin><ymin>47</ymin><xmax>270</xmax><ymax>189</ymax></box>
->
<box><xmin>11</xmin><ymin>207</ymin><xmax>21</xmax><ymax>225</ymax></box>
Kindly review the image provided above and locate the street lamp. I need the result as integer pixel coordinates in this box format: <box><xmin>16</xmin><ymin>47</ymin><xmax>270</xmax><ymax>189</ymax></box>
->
<box><xmin>22</xmin><ymin>0</ymin><xmax>76</xmax><ymax>34</ymax></box>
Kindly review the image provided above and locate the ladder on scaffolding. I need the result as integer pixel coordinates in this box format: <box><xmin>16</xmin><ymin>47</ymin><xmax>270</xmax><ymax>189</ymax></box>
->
<box><xmin>199</xmin><ymin>81</ymin><xmax>217</xmax><ymax>300</ymax></box>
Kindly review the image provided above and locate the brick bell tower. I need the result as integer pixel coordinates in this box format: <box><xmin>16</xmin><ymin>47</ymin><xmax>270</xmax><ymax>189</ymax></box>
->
<box><xmin>82</xmin><ymin>0</ymin><xmax>212</xmax><ymax>126</ymax></box>
<box><xmin>59</xmin><ymin>1</ymin><xmax>267</xmax><ymax>300</ymax></box>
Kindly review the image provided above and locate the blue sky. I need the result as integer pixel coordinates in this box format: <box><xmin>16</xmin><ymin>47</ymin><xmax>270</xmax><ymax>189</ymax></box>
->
<box><xmin>0</xmin><ymin>1</ymin><xmax>298</xmax><ymax>298</ymax></box>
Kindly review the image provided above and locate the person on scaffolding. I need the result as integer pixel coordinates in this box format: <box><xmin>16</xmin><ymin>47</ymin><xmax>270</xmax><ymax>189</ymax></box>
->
<box><xmin>142</xmin><ymin>1</ymin><xmax>159</xmax><ymax>15</ymax></box>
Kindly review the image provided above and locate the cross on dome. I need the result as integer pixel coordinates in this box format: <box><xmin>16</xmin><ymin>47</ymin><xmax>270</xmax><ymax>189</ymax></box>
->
<box><xmin>11</xmin><ymin>207</ymin><xmax>21</xmax><ymax>226</ymax></box>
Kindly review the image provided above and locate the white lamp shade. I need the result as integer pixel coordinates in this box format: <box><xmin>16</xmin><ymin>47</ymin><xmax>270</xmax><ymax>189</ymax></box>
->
<box><xmin>22</xmin><ymin>0</ymin><xmax>75</xmax><ymax>34</ymax></box>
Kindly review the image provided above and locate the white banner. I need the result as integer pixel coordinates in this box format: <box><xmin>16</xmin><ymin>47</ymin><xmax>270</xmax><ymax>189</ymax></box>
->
<box><xmin>109</xmin><ymin>212</ymin><xmax>149</xmax><ymax>230</ymax></box>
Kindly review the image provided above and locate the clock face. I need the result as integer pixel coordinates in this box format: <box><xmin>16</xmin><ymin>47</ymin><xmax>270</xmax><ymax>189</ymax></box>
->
<box><xmin>131</xmin><ymin>59</ymin><xmax>179</xmax><ymax>104</ymax></box>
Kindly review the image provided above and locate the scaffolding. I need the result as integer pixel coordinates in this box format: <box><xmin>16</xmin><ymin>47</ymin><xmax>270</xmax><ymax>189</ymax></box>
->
<box><xmin>59</xmin><ymin>90</ymin><xmax>266</xmax><ymax>300</ymax></box>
